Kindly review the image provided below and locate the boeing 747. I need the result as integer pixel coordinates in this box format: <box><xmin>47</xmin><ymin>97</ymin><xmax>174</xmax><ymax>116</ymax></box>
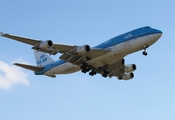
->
<box><xmin>0</xmin><ymin>26</ymin><xmax>162</xmax><ymax>80</ymax></box>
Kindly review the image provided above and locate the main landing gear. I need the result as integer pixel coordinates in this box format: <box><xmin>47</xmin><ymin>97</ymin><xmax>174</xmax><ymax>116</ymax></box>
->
<box><xmin>89</xmin><ymin>69</ymin><xmax>96</xmax><ymax>76</ymax></box>
<box><xmin>81</xmin><ymin>62</ymin><xmax>97</xmax><ymax>76</ymax></box>
<box><xmin>102</xmin><ymin>70</ymin><xmax>110</xmax><ymax>78</ymax></box>
<box><xmin>142</xmin><ymin>45</ymin><xmax>148</xmax><ymax>56</ymax></box>
<box><xmin>81</xmin><ymin>62</ymin><xmax>91</xmax><ymax>73</ymax></box>
<box><xmin>80</xmin><ymin>62</ymin><xmax>110</xmax><ymax>78</ymax></box>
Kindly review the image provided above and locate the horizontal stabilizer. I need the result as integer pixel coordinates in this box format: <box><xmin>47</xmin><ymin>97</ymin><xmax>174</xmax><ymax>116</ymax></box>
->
<box><xmin>14</xmin><ymin>63</ymin><xmax>44</xmax><ymax>71</ymax></box>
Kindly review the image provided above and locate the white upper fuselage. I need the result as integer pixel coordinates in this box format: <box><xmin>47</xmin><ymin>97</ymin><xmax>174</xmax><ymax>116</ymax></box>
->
<box><xmin>35</xmin><ymin>26</ymin><xmax>162</xmax><ymax>76</ymax></box>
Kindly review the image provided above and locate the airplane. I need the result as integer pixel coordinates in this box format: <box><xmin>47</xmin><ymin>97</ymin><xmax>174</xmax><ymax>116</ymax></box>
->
<box><xmin>0</xmin><ymin>26</ymin><xmax>162</xmax><ymax>80</ymax></box>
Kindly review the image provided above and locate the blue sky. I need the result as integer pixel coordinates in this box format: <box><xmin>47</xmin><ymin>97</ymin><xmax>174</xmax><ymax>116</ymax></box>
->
<box><xmin>0</xmin><ymin>0</ymin><xmax>175</xmax><ymax>120</ymax></box>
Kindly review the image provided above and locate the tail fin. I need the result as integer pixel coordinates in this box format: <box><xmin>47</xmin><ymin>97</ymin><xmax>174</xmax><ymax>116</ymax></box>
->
<box><xmin>34</xmin><ymin>50</ymin><xmax>54</xmax><ymax>67</ymax></box>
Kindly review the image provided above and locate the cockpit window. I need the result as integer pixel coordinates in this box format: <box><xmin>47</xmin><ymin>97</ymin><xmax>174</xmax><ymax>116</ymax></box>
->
<box><xmin>145</xmin><ymin>26</ymin><xmax>151</xmax><ymax>28</ymax></box>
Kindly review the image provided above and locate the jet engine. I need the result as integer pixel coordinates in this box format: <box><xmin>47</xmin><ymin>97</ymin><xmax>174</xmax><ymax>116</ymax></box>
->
<box><xmin>76</xmin><ymin>45</ymin><xmax>90</xmax><ymax>55</ymax></box>
<box><xmin>122</xmin><ymin>72</ymin><xmax>134</xmax><ymax>80</ymax></box>
<box><xmin>38</xmin><ymin>40</ymin><xmax>53</xmax><ymax>49</ymax></box>
<box><xmin>124</xmin><ymin>64</ymin><xmax>136</xmax><ymax>72</ymax></box>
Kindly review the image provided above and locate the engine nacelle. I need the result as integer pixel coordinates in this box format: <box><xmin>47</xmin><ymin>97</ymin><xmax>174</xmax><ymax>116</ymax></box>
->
<box><xmin>124</xmin><ymin>64</ymin><xmax>136</xmax><ymax>72</ymax></box>
<box><xmin>122</xmin><ymin>72</ymin><xmax>134</xmax><ymax>80</ymax></box>
<box><xmin>38</xmin><ymin>40</ymin><xmax>53</xmax><ymax>49</ymax></box>
<box><xmin>76</xmin><ymin>45</ymin><xmax>90</xmax><ymax>55</ymax></box>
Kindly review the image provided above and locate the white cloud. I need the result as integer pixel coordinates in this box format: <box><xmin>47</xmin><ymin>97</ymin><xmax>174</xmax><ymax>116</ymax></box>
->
<box><xmin>0</xmin><ymin>59</ymin><xmax>30</xmax><ymax>90</ymax></box>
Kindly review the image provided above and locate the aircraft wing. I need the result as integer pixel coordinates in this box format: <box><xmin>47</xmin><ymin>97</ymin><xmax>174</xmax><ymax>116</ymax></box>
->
<box><xmin>96</xmin><ymin>59</ymin><xmax>135</xmax><ymax>80</ymax></box>
<box><xmin>0</xmin><ymin>32</ymin><xmax>77</xmax><ymax>55</ymax></box>
<box><xmin>59</xmin><ymin>48</ymin><xmax>110</xmax><ymax>65</ymax></box>
<box><xmin>1</xmin><ymin>32</ymin><xmax>111</xmax><ymax>65</ymax></box>
<box><xmin>82</xmin><ymin>58</ymin><xmax>125</xmax><ymax>78</ymax></box>
<box><xmin>1</xmin><ymin>32</ymin><xmax>41</xmax><ymax>45</ymax></box>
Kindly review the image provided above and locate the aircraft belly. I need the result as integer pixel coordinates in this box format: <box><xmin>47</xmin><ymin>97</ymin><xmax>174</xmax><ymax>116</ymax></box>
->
<box><xmin>45</xmin><ymin>63</ymin><xmax>80</xmax><ymax>75</ymax></box>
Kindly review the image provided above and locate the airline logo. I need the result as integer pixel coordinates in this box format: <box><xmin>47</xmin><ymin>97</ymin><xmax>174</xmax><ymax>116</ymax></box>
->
<box><xmin>124</xmin><ymin>33</ymin><xmax>133</xmax><ymax>39</ymax></box>
<box><xmin>37</xmin><ymin>54</ymin><xmax>47</xmax><ymax>65</ymax></box>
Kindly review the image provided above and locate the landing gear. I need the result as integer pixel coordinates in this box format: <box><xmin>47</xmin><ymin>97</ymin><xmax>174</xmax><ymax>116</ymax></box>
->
<box><xmin>142</xmin><ymin>51</ymin><xmax>147</xmax><ymax>56</ymax></box>
<box><xmin>81</xmin><ymin>62</ymin><xmax>91</xmax><ymax>73</ymax></box>
<box><xmin>102</xmin><ymin>70</ymin><xmax>110</xmax><ymax>78</ymax></box>
<box><xmin>81</xmin><ymin>62</ymin><xmax>110</xmax><ymax>78</ymax></box>
<box><xmin>89</xmin><ymin>70</ymin><xmax>96</xmax><ymax>76</ymax></box>
<box><xmin>142</xmin><ymin>45</ymin><xmax>148</xmax><ymax>56</ymax></box>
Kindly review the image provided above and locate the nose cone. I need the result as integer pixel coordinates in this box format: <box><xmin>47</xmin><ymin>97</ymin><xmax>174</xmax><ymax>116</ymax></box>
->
<box><xmin>148</xmin><ymin>29</ymin><xmax>163</xmax><ymax>46</ymax></box>
<box><xmin>151</xmin><ymin>28</ymin><xmax>163</xmax><ymax>39</ymax></box>
<box><xmin>153</xmin><ymin>32</ymin><xmax>162</xmax><ymax>41</ymax></box>
<box><xmin>156</xmin><ymin>29</ymin><xmax>163</xmax><ymax>36</ymax></box>
<box><xmin>153</xmin><ymin>28</ymin><xmax>163</xmax><ymax>36</ymax></box>
<box><xmin>155</xmin><ymin>29</ymin><xmax>163</xmax><ymax>39</ymax></box>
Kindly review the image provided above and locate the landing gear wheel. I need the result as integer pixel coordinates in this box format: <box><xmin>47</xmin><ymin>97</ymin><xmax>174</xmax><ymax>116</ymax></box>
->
<box><xmin>81</xmin><ymin>69</ymin><xmax>86</xmax><ymax>73</ymax></box>
<box><xmin>89</xmin><ymin>72</ymin><xmax>94</xmax><ymax>76</ymax></box>
<box><xmin>142</xmin><ymin>51</ymin><xmax>147</xmax><ymax>56</ymax></box>
<box><xmin>89</xmin><ymin>70</ymin><xmax>96</xmax><ymax>76</ymax></box>
<box><xmin>102</xmin><ymin>74</ymin><xmax>107</xmax><ymax>78</ymax></box>
<box><xmin>102</xmin><ymin>70</ymin><xmax>109</xmax><ymax>78</ymax></box>
<box><xmin>142</xmin><ymin>45</ymin><xmax>148</xmax><ymax>56</ymax></box>
<box><xmin>81</xmin><ymin>62</ymin><xmax>92</xmax><ymax>73</ymax></box>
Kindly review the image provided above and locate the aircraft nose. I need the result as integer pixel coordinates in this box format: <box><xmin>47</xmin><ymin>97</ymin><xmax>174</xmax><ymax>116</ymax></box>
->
<box><xmin>156</xmin><ymin>30</ymin><xmax>163</xmax><ymax>39</ymax></box>
<box><xmin>156</xmin><ymin>29</ymin><xmax>163</xmax><ymax>36</ymax></box>
<box><xmin>152</xmin><ymin>28</ymin><xmax>163</xmax><ymax>39</ymax></box>
<box><xmin>145</xmin><ymin>28</ymin><xmax>163</xmax><ymax>46</ymax></box>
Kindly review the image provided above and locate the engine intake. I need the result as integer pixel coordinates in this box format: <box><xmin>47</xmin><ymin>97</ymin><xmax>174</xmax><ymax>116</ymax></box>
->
<box><xmin>39</xmin><ymin>40</ymin><xmax>53</xmax><ymax>49</ymax></box>
<box><xmin>76</xmin><ymin>45</ymin><xmax>90</xmax><ymax>55</ymax></box>
<box><xmin>124</xmin><ymin>64</ymin><xmax>136</xmax><ymax>72</ymax></box>
<box><xmin>122</xmin><ymin>72</ymin><xmax>134</xmax><ymax>80</ymax></box>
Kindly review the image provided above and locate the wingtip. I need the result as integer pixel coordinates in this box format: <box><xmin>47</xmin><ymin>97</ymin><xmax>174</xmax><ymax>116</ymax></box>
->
<box><xmin>0</xmin><ymin>31</ymin><xmax>4</xmax><ymax>36</ymax></box>
<box><xmin>13</xmin><ymin>63</ymin><xmax>21</xmax><ymax>66</ymax></box>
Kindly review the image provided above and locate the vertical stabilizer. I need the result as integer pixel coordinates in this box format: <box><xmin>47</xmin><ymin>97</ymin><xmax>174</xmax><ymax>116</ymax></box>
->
<box><xmin>34</xmin><ymin>50</ymin><xmax>54</xmax><ymax>66</ymax></box>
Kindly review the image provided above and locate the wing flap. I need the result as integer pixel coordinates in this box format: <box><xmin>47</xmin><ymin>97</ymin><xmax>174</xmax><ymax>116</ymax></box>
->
<box><xmin>14</xmin><ymin>63</ymin><xmax>44</xmax><ymax>71</ymax></box>
<box><xmin>59</xmin><ymin>48</ymin><xmax>110</xmax><ymax>65</ymax></box>
<box><xmin>86</xmin><ymin>48</ymin><xmax>110</xmax><ymax>58</ymax></box>
<box><xmin>52</xmin><ymin>44</ymin><xmax>77</xmax><ymax>53</ymax></box>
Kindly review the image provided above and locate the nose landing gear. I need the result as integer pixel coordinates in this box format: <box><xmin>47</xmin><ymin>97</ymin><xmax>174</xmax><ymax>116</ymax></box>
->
<box><xmin>142</xmin><ymin>45</ymin><xmax>148</xmax><ymax>56</ymax></box>
<box><xmin>142</xmin><ymin>51</ymin><xmax>147</xmax><ymax>56</ymax></box>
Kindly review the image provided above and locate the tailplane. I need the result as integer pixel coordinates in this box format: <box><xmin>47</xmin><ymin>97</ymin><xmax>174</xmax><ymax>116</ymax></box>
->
<box><xmin>14</xmin><ymin>50</ymin><xmax>55</xmax><ymax>78</ymax></box>
<box><xmin>14</xmin><ymin>63</ymin><xmax>44</xmax><ymax>71</ymax></box>
<box><xmin>34</xmin><ymin>50</ymin><xmax>54</xmax><ymax>66</ymax></box>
